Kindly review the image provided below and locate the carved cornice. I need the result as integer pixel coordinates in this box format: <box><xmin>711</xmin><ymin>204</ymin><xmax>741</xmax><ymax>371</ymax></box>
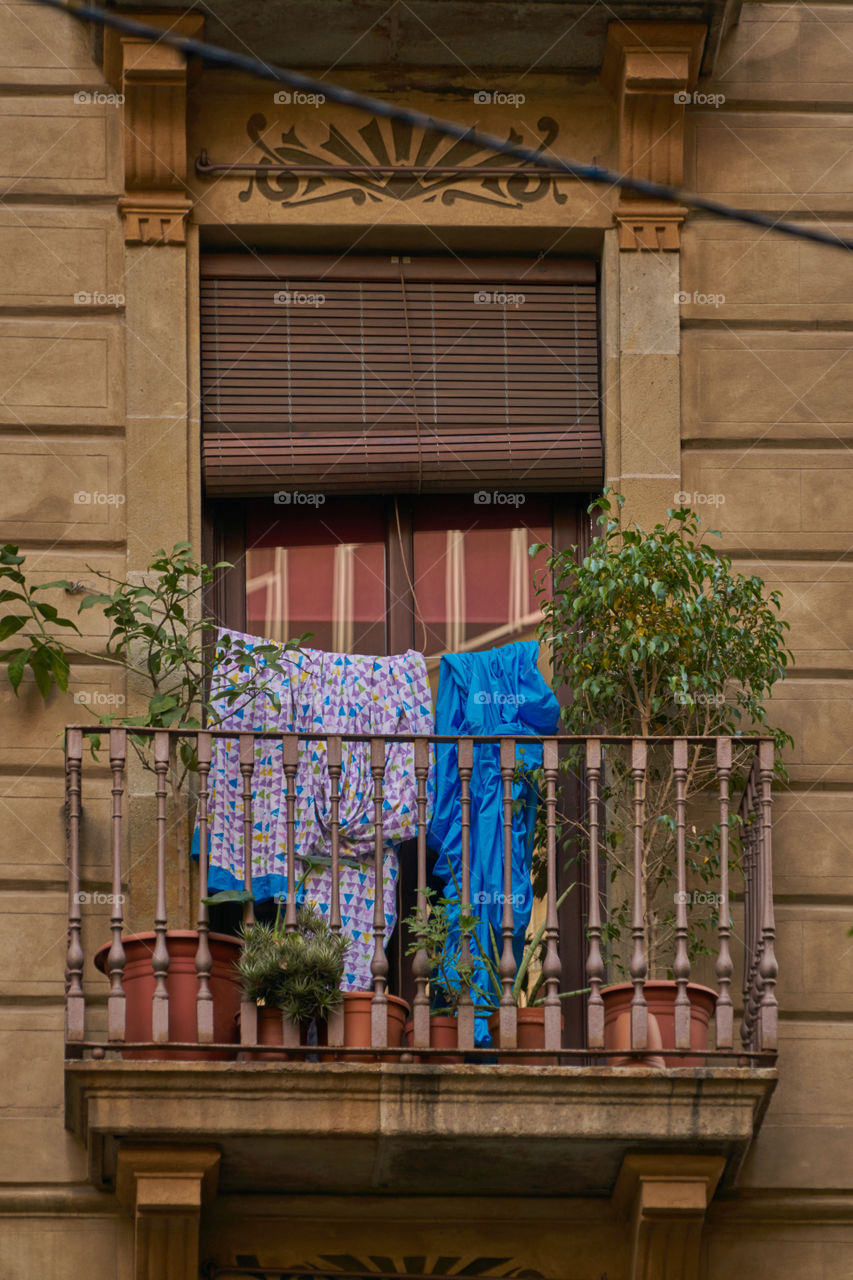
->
<box><xmin>602</xmin><ymin>22</ymin><xmax>707</xmax><ymax>250</ymax></box>
<box><xmin>105</xmin><ymin>14</ymin><xmax>204</xmax><ymax>245</ymax></box>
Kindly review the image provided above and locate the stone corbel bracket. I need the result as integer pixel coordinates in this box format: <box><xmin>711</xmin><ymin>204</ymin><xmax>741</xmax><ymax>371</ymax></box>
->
<box><xmin>613</xmin><ymin>1154</ymin><xmax>725</xmax><ymax>1280</ymax></box>
<box><xmin>104</xmin><ymin>14</ymin><xmax>204</xmax><ymax>244</ymax></box>
<box><xmin>116</xmin><ymin>1144</ymin><xmax>220</xmax><ymax>1280</ymax></box>
<box><xmin>602</xmin><ymin>23</ymin><xmax>707</xmax><ymax>250</ymax></box>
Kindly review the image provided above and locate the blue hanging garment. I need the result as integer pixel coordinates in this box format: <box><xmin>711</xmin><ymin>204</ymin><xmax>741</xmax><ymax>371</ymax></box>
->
<box><xmin>426</xmin><ymin>641</ymin><xmax>560</xmax><ymax>1043</ymax></box>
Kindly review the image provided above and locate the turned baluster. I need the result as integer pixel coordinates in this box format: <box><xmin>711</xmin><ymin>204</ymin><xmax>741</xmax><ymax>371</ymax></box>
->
<box><xmin>107</xmin><ymin>729</ymin><xmax>127</xmax><ymax>1043</ymax></box>
<box><xmin>629</xmin><ymin>739</ymin><xmax>648</xmax><ymax>1052</ymax></box>
<box><xmin>370</xmin><ymin>737</ymin><xmax>389</xmax><ymax>1050</ymax></box>
<box><xmin>498</xmin><ymin>737</ymin><xmax>518</xmax><ymax>1051</ymax></box>
<box><xmin>151</xmin><ymin>731</ymin><xmax>171</xmax><ymax>1044</ymax></box>
<box><xmin>280</xmin><ymin>733</ymin><xmax>301</xmax><ymax>1051</ymax></box>
<box><xmin>326</xmin><ymin>734</ymin><xmax>344</xmax><ymax>1049</ymax></box>
<box><xmin>65</xmin><ymin>729</ymin><xmax>85</xmax><ymax>1044</ymax></box>
<box><xmin>283</xmin><ymin>734</ymin><xmax>299</xmax><ymax>932</ymax></box>
<box><xmin>672</xmin><ymin>738</ymin><xmax>691</xmax><ymax>1053</ymax></box>
<box><xmin>457</xmin><ymin>736</ymin><xmax>475</xmax><ymax>1053</ymax></box>
<box><xmin>585</xmin><ymin>738</ymin><xmax>605</xmax><ymax>1050</ymax></box>
<box><xmin>714</xmin><ymin>737</ymin><xmax>733</xmax><ymax>1050</ymax></box>
<box><xmin>195</xmin><ymin>732</ymin><xmax>214</xmax><ymax>1044</ymax></box>
<box><xmin>542</xmin><ymin>738</ymin><xmax>561</xmax><ymax>1054</ymax></box>
<box><xmin>411</xmin><ymin>737</ymin><xmax>432</xmax><ymax>1053</ymax></box>
<box><xmin>757</xmin><ymin>740</ymin><xmax>778</xmax><ymax>1053</ymax></box>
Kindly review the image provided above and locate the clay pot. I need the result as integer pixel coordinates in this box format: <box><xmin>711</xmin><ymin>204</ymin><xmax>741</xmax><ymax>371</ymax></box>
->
<box><xmin>404</xmin><ymin>1014</ymin><xmax>462</xmax><ymax>1064</ymax></box>
<box><xmin>488</xmin><ymin>1007</ymin><xmax>564</xmax><ymax>1065</ymax></box>
<box><xmin>338</xmin><ymin>991</ymin><xmax>409</xmax><ymax>1062</ymax></box>
<box><xmin>93</xmin><ymin>931</ymin><xmax>243</xmax><ymax>1060</ymax></box>
<box><xmin>602</xmin><ymin>981</ymin><xmax>717</xmax><ymax>1067</ymax></box>
<box><xmin>240</xmin><ymin>1005</ymin><xmax>291</xmax><ymax>1062</ymax></box>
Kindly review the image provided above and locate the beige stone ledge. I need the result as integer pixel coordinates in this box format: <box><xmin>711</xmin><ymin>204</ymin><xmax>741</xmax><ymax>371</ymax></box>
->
<box><xmin>65</xmin><ymin>1060</ymin><xmax>776</xmax><ymax>1196</ymax></box>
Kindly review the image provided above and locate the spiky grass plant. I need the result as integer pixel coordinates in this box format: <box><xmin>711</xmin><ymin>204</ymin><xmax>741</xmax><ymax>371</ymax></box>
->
<box><xmin>236</xmin><ymin>905</ymin><xmax>349</xmax><ymax>1026</ymax></box>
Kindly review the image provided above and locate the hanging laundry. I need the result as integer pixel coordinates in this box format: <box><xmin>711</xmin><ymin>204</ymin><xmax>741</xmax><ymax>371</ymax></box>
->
<box><xmin>194</xmin><ymin>629</ymin><xmax>434</xmax><ymax>992</ymax></box>
<box><xmin>426</xmin><ymin>641</ymin><xmax>560</xmax><ymax>1043</ymax></box>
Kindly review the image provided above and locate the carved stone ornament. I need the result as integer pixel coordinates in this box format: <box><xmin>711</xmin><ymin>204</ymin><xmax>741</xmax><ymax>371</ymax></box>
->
<box><xmin>104</xmin><ymin>13</ymin><xmax>204</xmax><ymax>244</ymax></box>
<box><xmin>601</xmin><ymin>22</ymin><xmax>707</xmax><ymax>250</ymax></box>
<box><xmin>233</xmin><ymin>112</ymin><xmax>568</xmax><ymax>210</ymax></box>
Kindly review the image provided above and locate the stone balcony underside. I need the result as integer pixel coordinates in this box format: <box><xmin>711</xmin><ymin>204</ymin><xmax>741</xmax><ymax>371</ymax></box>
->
<box><xmin>66</xmin><ymin>1062</ymin><xmax>776</xmax><ymax>1196</ymax></box>
<box><xmin>111</xmin><ymin>0</ymin><xmax>741</xmax><ymax>75</ymax></box>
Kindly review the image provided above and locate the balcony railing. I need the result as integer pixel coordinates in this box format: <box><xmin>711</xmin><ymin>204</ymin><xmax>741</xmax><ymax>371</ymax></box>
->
<box><xmin>64</xmin><ymin>727</ymin><xmax>778</xmax><ymax>1064</ymax></box>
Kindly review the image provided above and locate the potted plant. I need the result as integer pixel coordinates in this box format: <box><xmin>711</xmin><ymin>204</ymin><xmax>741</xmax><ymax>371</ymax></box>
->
<box><xmin>475</xmin><ymin>887</ymin><xmax>582</xmax><ymax>1064</ymax></box>
<box><xmin>0</xmin><ymin>541</ymin><xmax>303</xmax><ymax>1055</ymax></box>
<box><xmin>405</xmin><ymin>885</ymin><xmax>581</xmax><ymax>1064</ymax></box>
<box><xmin>402</xmin><ymin>887</ymin><xmax>481</xmax><ymax>1062</ymax></box>
<box><xmin>236</xmin><ymin>904</ymin><xmax>349</xmax><ymax>1060</ymax></box>
<box><xmin>532</xmin><ymin>493</ymin><xmax>794</xmax><ymax>1063</ymax></box>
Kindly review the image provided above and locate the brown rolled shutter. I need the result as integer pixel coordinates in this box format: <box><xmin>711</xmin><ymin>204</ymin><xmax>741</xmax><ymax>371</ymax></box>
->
<box><xmin>200</xmin><ymin>255</ymin><xmax>601</xmax><ymax>494</ymax></box>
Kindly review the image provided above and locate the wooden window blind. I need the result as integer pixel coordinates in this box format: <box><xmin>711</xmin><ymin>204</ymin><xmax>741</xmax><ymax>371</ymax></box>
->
<box><xmin>200</xmin><ymin>255</ymin><xmax>601</xmax><ymax>494</ymax></box>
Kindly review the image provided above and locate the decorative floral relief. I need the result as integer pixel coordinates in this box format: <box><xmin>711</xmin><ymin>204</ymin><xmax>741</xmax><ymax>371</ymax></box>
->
<box><xmin>237</xmin><ymin>111</ymin><xmax>568</xmax><ymax>209</ymax></box>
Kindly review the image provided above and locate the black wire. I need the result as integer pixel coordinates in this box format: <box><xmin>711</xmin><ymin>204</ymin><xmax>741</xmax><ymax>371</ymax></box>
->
<box><xmin>30</xmin><ymin>0</ymin><xmax>853</xmax><ymax>254</ymax></box>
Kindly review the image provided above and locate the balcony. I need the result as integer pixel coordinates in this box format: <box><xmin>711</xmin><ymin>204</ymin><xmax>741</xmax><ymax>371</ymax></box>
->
<box><xmin>63</xmin><ymin>727</ymin><xmax>777</xmax><ymax>1197</ymax></box>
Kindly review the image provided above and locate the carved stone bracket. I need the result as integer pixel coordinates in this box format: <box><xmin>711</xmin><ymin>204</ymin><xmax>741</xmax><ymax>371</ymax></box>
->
<box><xmin>613</xmin><ymin>1154</ymin><xmax>725</xmax><ymax>1280</ymax></box>
<box><xmin>602</xmin><ymin>23</ymin><xmax>707</xmax><ymax>250</ymax></box>
<box><xmin>116</xmin><ymin>1144</ymin><xmax>220</xmax><ymax>1280</ymax></box>
<box><xmin>104</xmin><ymin>14</ymin><xmax>204</xmax><ymax>245</ymax></box>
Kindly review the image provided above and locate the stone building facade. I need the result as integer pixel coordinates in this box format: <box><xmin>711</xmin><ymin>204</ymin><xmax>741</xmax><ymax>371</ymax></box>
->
<box><xmin>0</xmin><ymin>1</ymin><xmax>851</xmax><ymax>1277</ymax></box>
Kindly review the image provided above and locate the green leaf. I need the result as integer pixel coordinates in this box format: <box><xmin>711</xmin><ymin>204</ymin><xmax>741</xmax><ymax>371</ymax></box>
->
<box><xmin>201</xmin><ymin>889</ymin><xmax>255</xmax><ymax>906</ymax></box>
<box><xmin>7</xmin><ymin>649</ymin><xmax>27</xmax><ymax>693</ymax></box>
<box><xmin>28</xmin><ymin>650</ymin><xmax>52</xmax><ymax>700</ymax></box>
<box><xmin>0</xmin><ymin>615</ymin><xmax>28</xmax><ymax>642</ymax></box>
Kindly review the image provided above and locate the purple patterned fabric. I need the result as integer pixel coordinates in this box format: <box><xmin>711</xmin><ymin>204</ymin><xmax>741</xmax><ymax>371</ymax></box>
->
<box><xmin>199</xmin><ymin>630</ymin><xmax>434</xmax><ymax>990</ymax></box>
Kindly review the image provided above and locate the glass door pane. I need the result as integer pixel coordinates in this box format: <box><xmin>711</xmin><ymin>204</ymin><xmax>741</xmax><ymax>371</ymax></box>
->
<box><xmin>245</xmin><ymin>499</ymin><xmax>386</xmax><ymax>654</ymax></box>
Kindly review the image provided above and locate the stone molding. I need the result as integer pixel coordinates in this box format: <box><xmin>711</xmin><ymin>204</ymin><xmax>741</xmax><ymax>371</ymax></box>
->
<box><xmin>66</xmin><ymin>1061</ymin><xmax>777</xmax><ymax>1195</ymax></box>
<box><xmin>104</xmin><ymin>13</ymin><xmax>204</xmax><ymax>244</ymax></box>
<box><xmin>602</xmin><ymin>22</ymin><xmax>706</xmax><ymax>250</ymax></box>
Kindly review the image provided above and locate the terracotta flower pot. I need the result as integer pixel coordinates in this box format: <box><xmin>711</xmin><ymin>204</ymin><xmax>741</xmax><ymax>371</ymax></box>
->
<box><xmin>602</xmin><ymin>981</ymin><xmax>716</xmax><ymax>1067</ymax></box>
<box><xmin>94</xmin><ymin>930</ymin><xmax>243</xmax><ymax>1061</ymax></box>
<box><xmin>488</xmin><ymin>1007</ymin><xmax>564</xmax><ymax>1064</ymax></box>
<box><xmin>338</xmin><ymin>991</ymin><xmax>409</xmax><ymax>1062</ymax></box>
<box><xmin>240</xmin><ymin>1005</ymin><xmax>292</xmax><ymax>1062</ymax></box>
<box><xmin>403</xmin><ymin>1014</ymin><xmax>462</xmax><ymax>1064</ymax></box>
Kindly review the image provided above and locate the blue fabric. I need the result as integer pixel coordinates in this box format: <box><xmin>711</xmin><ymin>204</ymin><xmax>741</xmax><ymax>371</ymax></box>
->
<box><xmin>426</xmin><ymin>642</ymin><xmax>560</xmax><ymax>1044</ymax></box>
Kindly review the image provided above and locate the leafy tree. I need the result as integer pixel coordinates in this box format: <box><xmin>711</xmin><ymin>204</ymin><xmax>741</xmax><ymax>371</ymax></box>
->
<box><xmin>530</xmin><ymin>492</ymin><xmax>794</xmax><ymax>977</ymax></box>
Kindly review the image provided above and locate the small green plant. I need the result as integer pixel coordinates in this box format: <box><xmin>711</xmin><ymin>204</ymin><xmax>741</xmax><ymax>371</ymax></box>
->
<box><xmin>403</xmin><ymin>887</ymin><xmax>479</xmax><ymax>1014</ymax></box>
<box><xmin>405</xmin><ymin>885</ymin><xmax>581</xmax><ymax>1013</ymax></box>
<box><xmin>530</xmin><ymin>491</ymin><xmax>794</xmax><ymax>978</ymax></box>
<box><xmin>236</xmin><ymin>904</ymin><xmax>349</xmax><ymax>1027</ymax></box>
